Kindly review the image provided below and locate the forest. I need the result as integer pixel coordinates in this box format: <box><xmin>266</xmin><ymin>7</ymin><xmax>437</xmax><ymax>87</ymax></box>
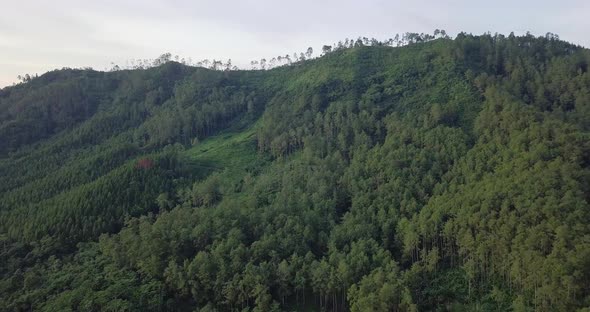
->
<box><xmin>0</xmin><ymin>32</ymin><xmax>589</xmax><ymax>311</ymax></box>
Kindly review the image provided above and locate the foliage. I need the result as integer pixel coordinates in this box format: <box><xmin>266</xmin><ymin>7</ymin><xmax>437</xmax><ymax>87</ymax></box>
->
<box><xmin>1</xmin><ymin>32</ymin><xmax>589</xmax><ymax>311</ymax></box>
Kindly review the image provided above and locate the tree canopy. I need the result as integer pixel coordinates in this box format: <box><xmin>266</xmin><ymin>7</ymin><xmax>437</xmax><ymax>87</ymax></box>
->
<box><xmin>0</xmin><ymin>32</ymin><xmax>589</xmax><ymax>311</ymax></box>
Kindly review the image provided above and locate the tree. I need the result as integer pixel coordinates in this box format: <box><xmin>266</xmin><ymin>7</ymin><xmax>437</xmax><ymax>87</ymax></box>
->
<box><xmin>154</xmin><ymin>52</ymin><xmax>172</xmax><ymax>66</ymax></box>
<box><xmin>251</xmin><ymin>60</ymin><xmax>259</xmax><ymax>70</ymax></box>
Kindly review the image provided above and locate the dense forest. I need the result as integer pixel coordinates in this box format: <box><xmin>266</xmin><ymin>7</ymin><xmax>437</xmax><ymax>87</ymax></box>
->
<box><xmin>0</xmin><ymin>32</ymin><xmax>589</xmax><ymax>311</ymax></box>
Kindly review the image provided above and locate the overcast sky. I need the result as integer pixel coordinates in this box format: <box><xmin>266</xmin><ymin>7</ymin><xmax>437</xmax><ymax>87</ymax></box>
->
<box><xmin>1</xmin><ymin>0</ymin><xmax>589</xmax><ymax>87</ymax></box>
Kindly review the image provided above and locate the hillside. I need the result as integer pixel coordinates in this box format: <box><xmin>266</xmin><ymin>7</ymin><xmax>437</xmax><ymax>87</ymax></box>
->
<box><xmin>0</xmin><ymin>33</ymin><xmax>589</xmax><ymax>311</ymax></box>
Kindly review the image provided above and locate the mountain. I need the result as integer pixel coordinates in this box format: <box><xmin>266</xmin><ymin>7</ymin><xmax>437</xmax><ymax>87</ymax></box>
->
<box><xmin>0</xmin><ymin>33</ymin><xmax>589</xmax><ymax>311</ymax></box>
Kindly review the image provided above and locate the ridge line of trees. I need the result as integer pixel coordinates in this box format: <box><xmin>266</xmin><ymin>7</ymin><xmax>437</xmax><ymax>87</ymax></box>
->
<box><xmin>12</xmin><ymin>30</ymin><xmax>567</xmax><ymax>87</ymax></box>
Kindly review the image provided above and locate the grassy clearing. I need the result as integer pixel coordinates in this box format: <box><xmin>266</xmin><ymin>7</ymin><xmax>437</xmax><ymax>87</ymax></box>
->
<box><xmin>184</xmin><ymin>119</ymin><xmax>266</xmax><ymax>188</ymax></box>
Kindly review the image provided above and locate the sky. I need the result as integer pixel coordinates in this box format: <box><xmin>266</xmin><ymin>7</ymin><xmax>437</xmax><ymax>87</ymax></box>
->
<box><xmin>1</xmin><ymin>0</ymin><xmax>589</xmax><ymax>87</ymax></box>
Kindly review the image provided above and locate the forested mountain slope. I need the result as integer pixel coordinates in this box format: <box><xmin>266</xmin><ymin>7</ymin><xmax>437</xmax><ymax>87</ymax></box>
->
<box><xmin>0</xmin><ymin>33</ymin><xmax>589</xmax><ymax>311</ymax></box>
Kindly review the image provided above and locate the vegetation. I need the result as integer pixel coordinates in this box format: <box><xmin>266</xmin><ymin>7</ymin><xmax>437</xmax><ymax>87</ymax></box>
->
<box><xmin>1</xmin><ymin>31</ymin><xmax>589</xmax><ymax>311</ymax></box>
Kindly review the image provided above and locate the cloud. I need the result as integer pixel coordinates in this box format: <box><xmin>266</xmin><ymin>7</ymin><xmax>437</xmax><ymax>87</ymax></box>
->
<box><xmin>0</xmin><ymin>0</ymin><xmax>588</xmax><ymax>87</ymax></box>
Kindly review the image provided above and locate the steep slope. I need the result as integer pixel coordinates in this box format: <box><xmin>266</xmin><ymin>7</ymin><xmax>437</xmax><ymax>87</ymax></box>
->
<box><xmin>0</xmin><ymin>33</ymin><xmax>589</xmax><ymax>311</ymax></box>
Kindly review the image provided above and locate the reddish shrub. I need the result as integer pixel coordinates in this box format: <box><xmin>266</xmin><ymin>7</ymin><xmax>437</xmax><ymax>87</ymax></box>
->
<box><xmin>136</xmin><ymin>158</ymin><xmax>155</xmax><ymax>169</ymax></box>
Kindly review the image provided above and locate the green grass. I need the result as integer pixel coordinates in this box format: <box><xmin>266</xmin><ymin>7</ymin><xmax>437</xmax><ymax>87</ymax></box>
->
<box><xmin>183</xmin><ymin>121</ymin><xmax>269</xmax><ymax>202</ymax></box>
<box><xmin>185</xmin><ymin>120</ymin><xmax>261</xmax><ymax>181</ymax></box>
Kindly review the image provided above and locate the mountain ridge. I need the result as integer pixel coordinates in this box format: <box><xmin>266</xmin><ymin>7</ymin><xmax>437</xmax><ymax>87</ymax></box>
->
<box><xmin>1</xmin><ymin>33</ymin><xmax>589</xmax><ymax>311</ymax></box>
